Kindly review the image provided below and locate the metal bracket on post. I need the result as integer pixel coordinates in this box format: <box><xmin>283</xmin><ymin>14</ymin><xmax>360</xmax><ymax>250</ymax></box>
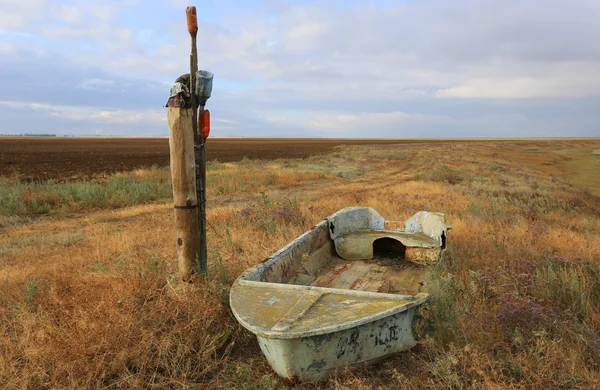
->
<box><xmin>186</xmin><ymin>6</ymin><xmax>206</xmax><ymax>276</ymax></box>
<box><xmin>197</xmin><ymin>128</ymin><xmax>207</xmax><ymax>274</ymax></box>
<box><xmin>186</xmin><ymin>7</ymin><xmax>213</xmax><ymax>277</ymax></box>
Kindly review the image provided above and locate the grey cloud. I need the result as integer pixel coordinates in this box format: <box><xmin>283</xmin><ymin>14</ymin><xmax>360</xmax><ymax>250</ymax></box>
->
<box><xmin>0</xmin><ymin>104</ymin><xmax>164</xmax><ymax>136</ymax></box>
<box><xmin>0</xmin><ymin>49</ymin><xmax>168</xmax><ymax>109</ymax></box>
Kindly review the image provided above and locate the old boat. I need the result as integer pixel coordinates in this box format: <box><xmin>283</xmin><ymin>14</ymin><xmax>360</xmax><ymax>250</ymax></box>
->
<box><xmin>230</xmin><ymin>207</ymin><xmax>450</xmax><ymax>382</ymax></box>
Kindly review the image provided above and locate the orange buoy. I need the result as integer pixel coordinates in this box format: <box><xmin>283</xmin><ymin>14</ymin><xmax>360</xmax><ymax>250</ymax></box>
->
<box><xmin>199</xmin><ymin>109</ymin><xmax>210</xmax><ymax>140</ymax></box>
<box><xmin>186</xmin><ymin>7</ymin><xmax>198</xmax><ymax>36</ymax></box>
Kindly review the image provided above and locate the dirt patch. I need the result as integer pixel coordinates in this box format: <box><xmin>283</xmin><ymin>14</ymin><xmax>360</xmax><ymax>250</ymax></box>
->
<box><xmin>592</xmin><ymin>149</ymin><xmax>600</xmax><ymax>155</ymax></box>
<box><xmin>0</xmin><ymin>137</ymin><xmax>461</xmax><ymax>182</ymax></box>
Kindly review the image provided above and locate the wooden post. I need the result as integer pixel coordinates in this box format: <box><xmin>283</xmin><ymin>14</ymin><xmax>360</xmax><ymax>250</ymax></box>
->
<box><xmin>167</xmin><ymin>107</ymin><xmax>200</xmax><ymax>281</ymax></box>
<box><xmin>186</xmin><ymin>6</ymin><xmax>207</xmax><ymax>275</ymax></box>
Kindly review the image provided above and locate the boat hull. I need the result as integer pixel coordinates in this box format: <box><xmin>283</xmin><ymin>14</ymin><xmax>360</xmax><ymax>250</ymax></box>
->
<box><xmin>230</xmin><ymin>207</ymin><xmax>450</xmax><ymax>382</ymax></box>
<box><xmin>256</xmin><ymin>305</ymin><xmax>419</xmax><ymax>382</ymax></box>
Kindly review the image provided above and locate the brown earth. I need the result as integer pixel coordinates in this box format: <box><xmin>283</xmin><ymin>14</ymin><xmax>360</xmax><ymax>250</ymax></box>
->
<box><xmin>0</xmin><ymin>136</ymin><xmax>468</xmax><ymax>182</ymax></box>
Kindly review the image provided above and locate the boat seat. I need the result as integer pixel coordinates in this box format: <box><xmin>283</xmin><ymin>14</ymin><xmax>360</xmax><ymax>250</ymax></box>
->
<box><xmin>326</xmin><ymin>208</ymin><xmax>451</xmax><ymax>265</ymax></box>
<box><xmin>334</xmin><ymin>230</ymin><xmax>440</xmax><ymax>261</ymax></box>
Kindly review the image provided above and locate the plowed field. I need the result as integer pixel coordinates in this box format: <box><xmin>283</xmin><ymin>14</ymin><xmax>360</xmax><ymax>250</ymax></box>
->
<box><xmin>0</xmin><ymin>137</ymin><xmax>455</xmax><ymax>181</ymax></box>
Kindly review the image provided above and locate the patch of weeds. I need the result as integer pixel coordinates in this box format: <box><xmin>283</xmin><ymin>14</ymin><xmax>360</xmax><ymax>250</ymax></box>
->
<box><xmin>420</xmin><ymin>267</ymin><xmax>466</xmax><ymax>345</ymax></box>
<box><xmin>496</xmin><ymin>293</ymin><xmax>555</xmax><ymax>340</ymax></box>
<box><xmin>502</xmin><ymin>358</ymin><xmax>523</xmax><ymax>381</ymax></box>
<box><xmin>206</xmin><ymin>160</ymin><xmax>226</xmax><ymax>170</ymax></box>
<box><xmin>218</xmin><ymin>223</ymin><xmax>243</xmax><ymax>255</ymax></box>
<box><xmin>90</xmin><ymin>262</ymin><xmax>109</xmax><ymax>273</ymax></box>
<box><xmin>0</xmin><ymin>246</ymin><xmax>15</xmax><ymax>257</ymax></box>
<box><xmin>263</xmin><ymin>172</ymin><xmax>277</xmax><ymax>186</ymax></box>
<box><xmin>136</xmin><ymin>256</ymin><xmax>167</xmax><ymax>284</ymax></box>
<box><xmin>0</xmin><ymin>215</ymin><xmax>31</xmax><ymax>229</ymax></box>
<box><xmin>253</xmin><ymin>192</ymin><xmax>276</xmax><ymax>233</ymax></box>
<box><xmin>504</xmin><ymin>258</ymin><xmax>538</xmax><ymax>296</ymax></box>
<box><xmin>239</xmin><ymin>193</ymin><xmax>306</xmax><ymax>233</ymax></box>
<box><xmin>427</xmin><ymin>345</ymin><xmax>461</xmax><ymax>387</ymax></box>
<box><xmin>23</xmin><ymin>279</ymin><xmax>49</xmax><ymax>312</ymax></box>
<box><xmin>54</xmin><ymin>231</ymin><xmax>87</xmax><ymax>247</ymax></box>
<box><xmin>571</xmin><ymin>216</ymin><xmax>600</xmax><ymax>233</ymax></box>
<box><xmin>0</xmin><ymin>167</ymin><xmax>173</xmax><ymax>217</ymax></box>
<box><xmin>467</xmin><ymin>201</ymin><xmax>513</xmax><ymax>222</ymax></box>
<box><xmin>467</xmin><ymin>270</ymin><xmax>496</xmax><ymax>300</ymax></box>
<box><xmin>272</xmin><ymin>197</ymin><xmax>306</xmax><ymax>226</ymax></box>
<box><xmin>207</xmin><ymin>251</ymin><xmax>231</xmax><ymax>306</ymax></box>
<box><xmin>218</xmin><ymin>359</ymin><xmax>282</xmax><ymax>390</ymax></box>
<box><xmin>420</xmin><ymin>165</ymin><xmax>464</xmax><ymax>184</ymax></box>
<box><xmin>24</xmin><ymin>280</ymin><xmax>39</xmax><ymax>310</ymax></box>
<box><xmin>2</xmin><ymin>230</ymin><xmax>87</xmax><ymax>253</ymax></box>
<box><xmin>491</xmin><ymin>235</ymin><xmax>507</xmax><ymax>251</ymax></box>
<box><xmin>533</xmin><ymin>260</ymin><xmax>599</xmax><ymax>318</ymax></box>
<box><xmin>238</xmin><ymin>156</ymin><xmax>257</xmax><ymax>167</ymax></box>
<box><xmin>0</xmin><ymin>230</ymin><xmax>87</xmax><ymax>256</ymax></box>
<box><xmin>554</xmin><ymin>370</ymin><xmax>582</xmax><ymax>388</ymax></box>
<box><xmin>130</xmin><ymin>256</ymin><xmax>169</xmax><ymax>307</ymax></box>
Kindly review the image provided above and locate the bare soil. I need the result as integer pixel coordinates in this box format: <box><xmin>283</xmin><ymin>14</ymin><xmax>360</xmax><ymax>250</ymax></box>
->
<box><xmin>0</xmin><ymin>137</ymin><xmax>459</xmax><ymax>182</ymax></box>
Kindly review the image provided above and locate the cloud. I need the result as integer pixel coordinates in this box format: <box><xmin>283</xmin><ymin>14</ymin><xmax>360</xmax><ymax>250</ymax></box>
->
<box><xmin>436</xmin><ymin>60</ymin><xmax>600</xmax><ymax>99</ymax></box>
<box><xmin>0</xmin><ymin>0</ymin><xmax>47</xmax><ymax>29</ymax></box>
<box><xmin>0</xmin><ymin>100</ymin><xmax>164</xmax><ymax>125</ymax></box>
<box><xmin>77</xmin><ymin>78</ymin><xmax>116</xmax><ymax>91</ymax></box>
<box><xmin>301</xmin><ymin>111</ymin><xmax>455</xmax><ymax>134</ymax></box>
<box><xmin>0</xmin><ymin>0</ymin><xmax>599</xmax><ymax>136</ymax></box>
<box><xmin>56</xmin><ymin>5</ymin><xmax>82</xmax><ymax>24</ymax></box>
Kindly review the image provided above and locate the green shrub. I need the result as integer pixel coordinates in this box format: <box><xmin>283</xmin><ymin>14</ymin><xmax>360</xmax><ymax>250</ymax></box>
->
<box><xmin>417</xmin><ymin>166</ymin><xmax>464</xmax><ymax>184</ymax></box>
<box><xmin>534</xmin><ymin>260</ymin><xmax>599</xmax><ymax>318</ymax></box>
<box><xmin>0</xmin><ymin>168</ymin><xmax>173</xmax><ymax>216</ymax></box>
<box><xmin>420</xmin><ymin>268</ymin><xmax>466</xmax><ymax>345</ymax></box>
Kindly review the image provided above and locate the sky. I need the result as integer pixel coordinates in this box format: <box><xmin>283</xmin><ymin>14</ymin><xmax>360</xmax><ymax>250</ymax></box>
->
<box><xmin>1</xmin><ymin>0</ymin><xmax>599</xmax><ymax>138</ymax></box>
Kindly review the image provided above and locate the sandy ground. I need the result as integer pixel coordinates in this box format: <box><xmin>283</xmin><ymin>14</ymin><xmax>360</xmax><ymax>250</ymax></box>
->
<box><xmin>593</xmin><ymin>149</ymin><xmax>600</xmax><ymax>155</ymax></box>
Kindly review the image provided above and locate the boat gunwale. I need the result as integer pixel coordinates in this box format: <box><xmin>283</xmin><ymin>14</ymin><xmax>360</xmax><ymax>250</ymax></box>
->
<box><xmin>246</xmin><ymin>219</ymin><xmax>327</xmax><ymax>281</ymax></box>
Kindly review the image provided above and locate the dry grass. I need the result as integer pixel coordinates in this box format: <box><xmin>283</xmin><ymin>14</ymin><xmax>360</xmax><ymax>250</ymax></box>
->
<box><xmin>1</xmin><ymin>139</ymin><xmax>600</xmax><ymax>389</ymax></box>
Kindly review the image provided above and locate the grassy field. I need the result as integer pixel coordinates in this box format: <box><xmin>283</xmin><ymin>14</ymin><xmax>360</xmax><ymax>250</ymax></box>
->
<box><xmin>554</xmin><ymin>147</ymin><xmax>600</xmax><ymax>197</ymax></box>
<box><xmin>1</xmin><ymin>139</ymin><xmax>599</xmax><ymax>388</ymax></box>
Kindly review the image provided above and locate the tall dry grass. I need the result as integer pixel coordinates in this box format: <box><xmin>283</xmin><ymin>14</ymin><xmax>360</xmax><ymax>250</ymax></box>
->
<box><xmin>1</xmin><ymin>139</ymin><xmax>600</xmax><ymax>388</ymax></box>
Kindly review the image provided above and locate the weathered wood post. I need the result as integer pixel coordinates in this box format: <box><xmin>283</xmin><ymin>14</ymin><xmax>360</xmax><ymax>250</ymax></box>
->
<box><xmin>166</xmin><ymin>5</ymin><xmax>212</xmax><ymax>280</ymax></box>
<box><xmin>186</xmin><ymin>6</ymin><xmax>208</xmax><ymax>275</ymax></box>
<box><xmin>167</xmin><ymin>103</ymin><xmax>200</xmax><ymax>281</ymax></box>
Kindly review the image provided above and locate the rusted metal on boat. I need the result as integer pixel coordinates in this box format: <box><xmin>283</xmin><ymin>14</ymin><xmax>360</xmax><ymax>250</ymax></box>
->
<box><xmin>230</xmin><ymin>207</ymin><xmax>451</xmax><ymax>382</ymax></box>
